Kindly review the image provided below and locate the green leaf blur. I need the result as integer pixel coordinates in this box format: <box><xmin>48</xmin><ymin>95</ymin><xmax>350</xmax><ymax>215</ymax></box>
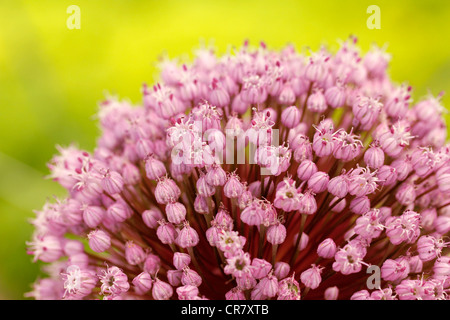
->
<box><xmin>0</xmin><ymin>0</ymin><xmax>449</xmax><ymax>299</ymax></box>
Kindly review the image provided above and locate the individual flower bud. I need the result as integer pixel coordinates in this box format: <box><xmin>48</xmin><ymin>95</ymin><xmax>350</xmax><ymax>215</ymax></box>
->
<box><xmin>155</xmin><ymin>177</ymin><xmax>181</xmax><ymax>204</ymax></box>
<box><xmin>297</xmin><ymin>160</ymin><xmax>318</xmax><ymax>181</ymax></box>
<box><xmin>307</xmin><ymin>89</ymin><xmax>327</xmax><ymax>113</ymax></box>
<box><xmin>106</xmin><ymin>201</ymin><xmax>132</xmax><ymax>223</ymax></box>
<box><xmin>196</xmin><ymin>175</ymin><xmax>215</xmax><ymax>197</ymax></box>
<box><xmin>177</xmin><ymin>222</ymin><xmax>200</xmax><ymax>248</ymax></box>
<box><xmin>167</xmin><ymin>269</ymin><xmax>182</xmax><ymax>287</ymax></box>
<box><xmin>156</xmin><ymin>220</ymin><xmax>177</xmax><ymax>244</ymax></box>
<box><xmin>205</xmin><ymin>165</ymin><xmax>227</xmax><ymax>187</ymax></box>
<box><xmin>181</xmin><ymin>267</ymin><xmax>202</xmax><ymax>287</ymax></box>
<box><xmin>281</xmin><ymin>106</ymin><xmax>301</xmax><ymax>129</ymax></box>
<box><xmin>173</xmin><ymin>252</ymin><xmax>191</xmax><ymax>270</ymax></box>
<box><xmin>278</xmin><ymin>84</ymin><xmax>296</xmax><ymax>105</ymax></box>
<box><xmin>266</xmin><ymin>223</ymin><xmax>287</xmax><ymax>245</ymax></box>
<box><xmin>437</xmin><ymin>172</ymin><xmax>450</xmax><ymax>193</ymax></box>
<box><xmin>408</xmin><ymin>255</ymin><xmax>423</xmax><ymax>274</ymax></box>
<box><xmin>434</xmin><ymin>216</ymin><xmax>450</xmax><ymax>234</ymax></box>
<box><xmin>194</xmin><ymin>195</ymin><xmax>214</xmax><ymax>214</ymax></box>
<box><xmin>223</xmin><ymin>175</ymin><xmax>244</xmax><ymax>198</ymax></box>
<box><xmin>125</xmin><ymin>241</ymin><xmax>146</xmax><ymax>265</ymax></box>
<box><xmin>101</xmin><ymin>170</ymin><xmax>124</xmax><ymax>195</ymax></box>
<box><xmin>390</xmin><ymin>158</ymin><xmax>412</xmax><ymax>181</ymax></box>
<box><xmin>152</xmin><ymin>278</ymin><xmax>173</xmax><ymax>300</ymax></box>
<box><xmin>87</xmin><ymin>229</ymin><xmax>111</xmax><ymax>253</ymax></box>
<box><xmin>377</xmin><ymin>165</ymin><xmax>398</xmax><ymax>186</ymax></box>
<box><xmin>298</xmin><ymin>190</ymin><xmax>317</xmax><ymax>215</ymax></box>
<box><xmin>82</xmin><ymin>205</ymin><xmax>105</xmax><ymax>228</ymax></box>
<box><xmin>300</xmin><ymin>265</ymin><xmax>323</xmax><ymax>289</ymax></box>
<box><xmin>350</xmin><ymin>290</ymin><xmax>370</xmax><ymax>300</ymax></box>
<box><xmin>225</xmin><ymin>287</ymin><xmax>246</xmax><ymax>300</ymax></box>
<box><xmin>132</xmin><ymin>272</ymin><xmax>152</xmax><ymax>294</ymax></box>
<box><xmin>433</xmin><ymin>257</ymin><xmax>450</xmax><ymax>278</ymax></box>
<box><xmin>327</xmin><ymin>175</ymin><xmax>349</xmax><ymax>198</ymax></box>
<box><xmin>145</xmin><ymin>156</ymin><xmax>167</xmax><ymax>180</ymax></box>
<box><xmin>165</xmin><ymin>202</ymin><xmax>187</xmax><ymax>224</ymax></box>
<box><xmin>177</xmin><ymin>285</ymin><xmax>199</xmax><ymax>300</ymax></box>
<box><xmin>395</xmin><ymin>183</ymin><xmax>416</xmax><ymax>206</ymax></box>
<box><xmin>324</xmin><ymin>286</ymin><xmax>339</xmax><ymax>300</ymax></box>
<box><xmin>142</xmin><ymin>207</ymin><xmax>163</xmax><ymax>229</ymax></box>
<box><xmin>293</xmin><ymin>232</ymin><xmax>309</xmax><ymax>251</ymax></box>
<box><xmin>317</xmin><ymin>238</ymin><xmax>337</xmax><ymax>259</ymax></box>
<box><xmin>381</xmin><ymin>259</ymin><xmax>410</xmax><ymax>282</ymax></box>
<box><xmin>259</xmin><ymin>274</ymin><xmax>279</xmax><ymax>298</ymax></box>
<box><xmin>325</xmin><ymin>84</ymin><xmax>346</xmax><ymax>109</ymax></box>
<box><xmin>330</xmin><ymin>197</ymin><xmax>346</xmax><ymax>212</ymax></box>
<box><xmin>364</xmin><ymin>144</ymin><xmax>385</xmax><ymax>169</ymax></box>
<box><xmin>274</xmin><ymin>262</ymin><xmax>290</xmax><ymax>280</ymax></box>
<box><xmin>251</xmin><ymin>258</ymin><xmax>272</xmax><ymax>279</ymax></box>
<box><xmin>349</xmin><ymin>196</ymin><xmax>370</xmax><ymax>214</ymax></box>
<box><xmin>307</xmin><ymin>171</ymin><xmax>329</xmax><ymax>193</ymax></box>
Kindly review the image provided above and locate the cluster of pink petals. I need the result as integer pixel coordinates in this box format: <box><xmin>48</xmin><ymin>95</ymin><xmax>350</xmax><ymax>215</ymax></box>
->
<box><xmin>26</xmin><ymin>37</ymin><xmax>450</xmax><ymax>300</ymax></box>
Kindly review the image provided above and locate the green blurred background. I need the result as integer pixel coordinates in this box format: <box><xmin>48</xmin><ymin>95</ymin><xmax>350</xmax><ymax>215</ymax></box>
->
<box><xmin>0</xmin><ymin>0</ymin><xmax>449</xmax><ymax>299</ymax></box>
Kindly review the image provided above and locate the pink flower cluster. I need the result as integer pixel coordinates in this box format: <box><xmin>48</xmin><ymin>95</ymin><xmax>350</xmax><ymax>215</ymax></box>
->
<box><xmin>27</xmin><ymin>38</ymin><xmax>450</xmax><ymax>300</ymax></box>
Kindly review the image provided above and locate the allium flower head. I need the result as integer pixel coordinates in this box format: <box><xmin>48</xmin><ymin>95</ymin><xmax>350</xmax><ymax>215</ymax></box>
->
<box><xmin>27</xmin><ymin>38</ymin><xmax>450</xmax><ymax>300</ymax></box>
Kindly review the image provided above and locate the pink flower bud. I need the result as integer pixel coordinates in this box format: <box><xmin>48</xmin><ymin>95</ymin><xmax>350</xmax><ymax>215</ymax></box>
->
<box><xmin>167</xmin><ymin>269</ymin><xmax>182</xmax><ymax>286</ymax></box>
<box><xmin>274</xmin><ymin>262</ymin><xmax>290</xmax><ymax>279</ymax></box>
<box><xmin>325</xmin><ymin>85</ymin><xmax>346</xmax><ymax>109</ymax></box>
<box><xmin>106</xmin><ymin>200</ymin><xmax>132</xmax><ymax>223</ymax></box>
<box><xmin>281</xmin><ymin>106</ymin><xmax>301</xmax><ymax>129</ymax></box>
<box><xmin>434</xmin><ymin>216</ymin><xmax>450</xmax><ymax>234</ymax></box>
<box><xmin>266</xmin><ymin>223</ymin><xmax>287</xmax><ymax>245</ymax></box>
<box><xmin>82</xmin><ymin>205</ymin><xmax>105</xmax><ymax>228</ymax></box>
<box><xmin>173</xmin><ymin>252</ymin><xmax>191</xmax><ymax>270</ymax></box>
<box><xmin>251</xmin><ymin>258</ymin><xmax>272</xmax><ymax>279</ymax></box>
<box><xmin>298</xmin><ymin>190</ymin><xmax>317</xmax><ymax>215</ymax></box>
<box><xmin>142</xmin><ymin>207</ymin><xmax>163</xmax><ymax>229</ymax></box>
<box><xmin>293</xmin><ymin>232</ymin><xmax>309</xmax><ymax>251</ymax></box>
<box><xmin>177</xmin><ymin>285</ymin><xmax>199</xmax><ymax>300</ymax></box>
<box><xmin>307</xmin><ymin>171</ymin><xmax>329</xmax><ymax>193</ymax></box>
<box><xmin>364</xmin><ymin>144</ymin><xmax>385</xmax><ymax>169</ymax></box>
<box><xmin>140</xmin><ymin>254</ymin><xmax>160</xmax><ymax>276</ymax></box>
<box><xmin>297</xmin><ymin>160</ymin><xmax>318</xmax><ymax>181</ymax></box>
<box><xmin>317</xmin><ymin>238</ymin><xmax>337</xmax><ymax>259</ymax></box>
<box><xmin>324</xmin><ymin>286</ymin><xmax>339</xmax><ymax>300</ymax></box>
<box><xmin>125</xmin><ymin>241</ymin><xmax>146</xmax><ymax>265</ymax></box>
<box><xmin>327</xmin><ymin>175</ymin><xmax>349</xmax><ymax>198</ymax></box>
<box><xmin>300</xmin><ymin>264</ymin><xmax>323</xmax><ymax>289</ymax></box>
<box><xmin>145</xmin><ymin>156</ymin><xmax>167</xmax><ymax>180</ymax></box>
<box><xmin>395</xmin><ymin>183</ymin><xmax>416</xmax><ymax>206</ymax></box>
<box><xmin>101</xmin><ymin>170</ymin><xmax>124</xmax><ymax>195</ymax></box>
<box><xmin>225</xmin><ymin>287</ymin><xmax>246</xmax><ymax>300</ymax></box>
<box><xmin>259</xmin><ymin>274</ymin><xmax>279</xmax><ymax>298</ymax></box>
<box><xmin>381</xmin><ymin>259</ymin><xmax>410</xmax><ymax>282</ymax></box>
<box><xmin>155</xmin><ymin>177</ymin><xmax>181</xmax><ymax>204</ymax></box>
<box><xmin>87</xmin><ymin>229</ymin><xmax>111</xmax><ymax>253</ymax></box>
<box><xmin>152</xmin><ymin>278</ymin><xmax>173</xmax><ymax>300</ymax></box>
<box><xmin>132</xmin><ymin>272</ymin><xmax>152</xmax><ymax>294</ymax></box>
<box><xmin>349</xmin><ymin>196</ymin><xmax>370</xmax><ymax>215</ymax></box>
<box><xmin>181</xmin><ymin>267</ymin><xmax>202</xmax><ymax>287</ymax></box>
<box><xmin>177</xmin><ymin>222</ymin><xmax>200</xmax><ymax>248</ymax></box>
<box><xmin>223</xmin><ymin>175</ymin><xmax>244</xmax><ymax>198</ymax></box>
<box><xmin>377</xmin><ymin>165</ymin><xmax>398</xmax><ymax>186</ymax></box>
<box><xmin>205</xmin><ymin>165</ymin><xmax>227</xmax><ymax>187</ymax></box>
<box><xmin>165</xmin><ymin>202</ymin><xmax>187</xmax><ymax>224</ymax></box>
<box><xmin>156</xmin><ymin>220</ymin><xmax>177</xmax><ymax>244</ymax></box>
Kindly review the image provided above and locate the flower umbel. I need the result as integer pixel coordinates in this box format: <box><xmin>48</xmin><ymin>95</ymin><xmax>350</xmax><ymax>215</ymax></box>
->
<box><xmin>27</xmin><ymin>38</ymin><xmax>449</xmax><ymax>300</ymax></box>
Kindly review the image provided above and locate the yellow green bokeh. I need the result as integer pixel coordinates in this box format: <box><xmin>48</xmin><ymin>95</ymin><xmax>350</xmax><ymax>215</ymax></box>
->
<box><xmin>0</xmin><ymin>0</ymin><xmax>449</xmax><ymax>299</ymax></box>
